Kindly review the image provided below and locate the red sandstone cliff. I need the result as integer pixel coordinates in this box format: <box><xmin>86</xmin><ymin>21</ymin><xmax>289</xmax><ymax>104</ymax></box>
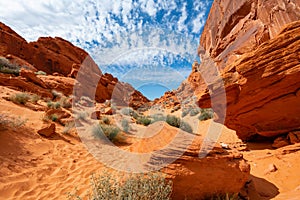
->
<box><xmin>0</xmin><ymin>22</ymin><xmax>149</xmax><ymax>107</ymax></box>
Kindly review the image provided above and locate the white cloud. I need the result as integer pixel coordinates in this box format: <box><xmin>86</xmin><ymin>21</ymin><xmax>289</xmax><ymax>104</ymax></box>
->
<box><xmin>0</xmin><ymin>0</ymin><xmax>211</xmax><ymax>97</ymax></box>
<box><xmin>192</xmin><ymin>12</ymin><xmax>206</xmax><ymax>33</ymax></box>
<box><xmin>177</xmin><ymin>3</ymin><xmax>187</xmax><ymax>32</ymax></box>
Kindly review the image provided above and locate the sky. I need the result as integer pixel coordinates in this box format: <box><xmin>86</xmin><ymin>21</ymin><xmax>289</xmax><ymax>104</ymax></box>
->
<box><xmin>0</xmin><ymin>0</ymin><xmax>213</xmax><ymax>100</ymax></box>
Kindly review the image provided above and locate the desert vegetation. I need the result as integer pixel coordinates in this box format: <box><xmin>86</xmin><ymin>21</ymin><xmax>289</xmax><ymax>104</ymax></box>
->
<box><xmin>68</xmin><ymin>171</ymin><xmax>172</xmax><ymax>200</ymax></box>
<box><xmin>9</xmin><ymin>92</ymin><xmax>41</xmax><ymax>105</ymax></box>
<box><xmin>0</xmin><ymin>57</ymin><xmax>21</xmax><ymax>76</ymax></box>
<box><xmin>198</xmin><ymin>108</ymin><xmax>214</xmax><ymax>121</ymax></box>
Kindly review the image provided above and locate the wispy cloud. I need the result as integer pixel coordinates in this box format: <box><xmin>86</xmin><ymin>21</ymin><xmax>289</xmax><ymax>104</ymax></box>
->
<box><xmin>0</xmin><ymin>0</ymin><xmax>213</xmax><ymax>98</ymax></box>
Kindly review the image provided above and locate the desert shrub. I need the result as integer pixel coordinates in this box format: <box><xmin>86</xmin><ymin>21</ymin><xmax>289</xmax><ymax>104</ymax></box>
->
<box><xmin>121</xmin><ymin>119</ymin><xmax>130</xmax><ymax>132</ymax></box>
<box><xmin>62</xmin><ymin>121</ymin><xmax>75</xmax><ymax>134</ymax></box>
<box><xmin>150</xmin><ymin>113</ymin><xmax>166</xmax><ymax>123</ymax></box>
<box><xmin>47</xmin><ymin>101</ymin><xmax>61</xmax><ymax>109</ymax></box>
<box><xmin>0</xmin><ymin>113</ymin><xmax>27</xmax><ymax>130</ymax></box>
<box><xmin>59</xmin><ymin>96</ymin><xmax>72</xmax><ymax>108</ymax></box>
<box><xmin>10</xmin><ymin>92</ymin><xmax>41</xmax><ymax>105</ymax></box>
<box><xmin>166</xmin><ymin>115</ymin><xmax>181</xmax><ymax>128</ymax></box>
<box><xmin>92</xmin><ymin>124</ymin><xmax>120</xmax><ymax>142</ymax></box>
<box><xmin>190</xmin><ymin>107</ymin><xmax>201</xmax><ymax>116</ymax></box>
<box><xmin>10</xmin><ymin>92</ymin><xmax>30</xmax><ymax>104</ymax></box>
<box><xmin>0</xmin><ymin>57</ymin><xmax>20</xmax><ymax>76</ymax></box>
<box><xmin>49</xmin><ymin>114</ymin><xmax>58</xmax><ymax>122</ymax></box>
<box><xmin>181</xmin><ymin>108</ymin><xmax>190</xmax><ymax>117</ymax></box>
<box><xmin>51</xmin><ymin>90</ymin><xmax>63</xmax><ymax>99</ymax></box>
<box><xmin>121</xmin><ymin>107</ymin><xmax>139</xmax><ymax>119</ymax></box>
<box><xmin>30</xmin><ymin>94</ymin><xmax>41</xmax><ymax>104</ymax></box>
<box><xmin>101</xmin><ymin>116</ymin><xmax>110</xmax><ymax>125</ymax></box>
<box><xmin>180</xmin><ymin>121</ymin><xmax>193</xmax><ymax>133</ymax></box>
<box><xmin>136</xmin><ymin>116</ymin><xmax>151</xmax><ymax>126</ymax></box>
<box><xmin>68</xmin><ymin>171</ymin><xmax>172</xmax><ymax>200</ymax></box>
<box><xmin>75</xmin><ymin>111</ymin><xmax>88</xmax><ymax>121</ymax></box>
<box><xmin>198</xmin><ymin>108</ymin><xmax>214</xmax><ymax>121</ymax></box>
<box><xmin>35</xmin><ymin>70</ymin><xmax>47</xmax><ymax>75</ymax></box>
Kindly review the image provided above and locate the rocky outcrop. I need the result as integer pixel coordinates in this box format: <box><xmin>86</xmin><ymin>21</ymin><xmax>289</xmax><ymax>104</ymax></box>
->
<box><xmin>0</xmin><ymin>21</ymin><xmax>88</xmax><ymax>76</ymax></box>
<box><xmin>162</xmin><ymin>0</ymin><xmax>300</xmax><ymax>140</ymax></box>
<box><xmin>200</xmin><ymin>0</ymin><xmax>300</xmax><ymax>69</ymax></box>
<box><xmin>198</xmin><ymin>21</ymin><xmax>300</xmax><ymax>140</ymax></box>
<box><xmin>0</xmin><ymin>73</ymin><xmax>52</xmax><ymax>98</ymax></box>
<box><xmin>130</xmin><ymin>124</ymin><xmax>250</xmax><ymax>199</ymax></box>
<box><xmin>0</xmin><ymin>22</ymin><xmax>149</xmax><ymax>106</ymax></box>
<box><xmin>165</xmin><ymin>139</ymin><xmax>250</xmax><ymax>199</ymax></box>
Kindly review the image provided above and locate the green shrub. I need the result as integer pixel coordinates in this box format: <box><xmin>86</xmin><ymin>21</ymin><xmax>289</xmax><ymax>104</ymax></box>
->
<box><xmin>10</xmin><ymin>93</ymin><xmax>30</xmax><ymax>104</ymax></box>
<box><xmin>35</xmin><ymin>70</ymin><xmax>47</xmax><ymax>75</ymax></box>
<box><xmin>166</xmin><ymin>115</ymin><xmax>181</xmax><ymax>128</ymax></box>
<box><xmin>30</xmin><ymin>94</ymin><xmax>41</xmax><ymax>104</ymax></box>
<box><xmin>121</xmin><ymin>107</ymin><xmax>139</xmax><ymax>119</ymax></box>
<box><xmin>136</xmin><ymin>116</ymin><xmax>151</xmax><ymax>126</ymax></box>
<box><xmin>59</xmin><ymin>96</ymin><xmax>72</xmax><ymax>108</ymax></box>
<box><xmin>48</xmin><ymin>114</ymin><xmax>58</xmax><ymax>122</ymax></box>
<box><xmin>190</xmin><ymin>107</ymin><xmax>201</xmax><ymax>116</ymax></box>
<box><xmin>121</xmin><ymin>119</ymin><xmax>130</xmax><ymax>132</ymax></box>
<box><xmin>198</xmin><ymin>108</ymin><xmax>214</xmax><ymax>121</ymax></box>
<box><xmin>181</xmin><ymin>109</ymin><xmax>190</xmax><ymax>117</ymax></box>
<box><xmin>47</xmin><ymin>101</ymin><xmax>61</xmax><ymax>109</ymax></box>
<box><xmin>150</xmin><ymin>113</ymin><xmax>166</xmax><ymax>123</ymax></box>
<box><xmin>180</xmin><ymin>121</ymin><xmax>193</xmax><ymax>133</ymax></box>
<box><xmin>0</xmin><ymin>57</ymin><xmax>20</xmax><ymax>76</ymax></box>
<box><xmin>75</xmin><ymin>111</ymin><xmax>88</xmax><ymax>121</ymax></box>
<box><xmin>51</xmin><ymin>90</ymin><xmax>63</xmax><ymax>99</ymax></box>
<box><xmin>68</xmin><ymin>171</ymin><xmax>172</xmax><ymax>200</ymax></box>
<box><xmin>92</xmin><ymin>124</ymin><xmax>120</xmax><ymax>142</ymax></box>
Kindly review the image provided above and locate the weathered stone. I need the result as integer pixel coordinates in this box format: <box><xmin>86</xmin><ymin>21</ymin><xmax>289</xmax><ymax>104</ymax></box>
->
<box><xmin>37</xmin><ymin>123</ymin><xmax>55</xmax><ymax>137</ymax></box>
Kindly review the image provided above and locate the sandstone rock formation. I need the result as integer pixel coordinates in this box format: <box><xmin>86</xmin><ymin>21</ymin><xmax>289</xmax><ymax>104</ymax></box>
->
<box><xmin>0</xmin><ymin>22</ymin><xmax>149</xmax><ymax>107</ymax></box>
<box><xmin>200</xmin><ymin>0</ymin><xmax>300</xmax><ymax>69</ymax></box>
<box><xmin>160</xmin><ymin>0</ymin><xmax>300</xmax><ymax>140</ymax></box>
<box><xmin>198</xmin><ymin>20</ymin><xmax>300</xmax><ymax>140</ymax></box>
<box><xmin>129</xmin><ymin>124</ymin><xmax>250</xmax><ymax>199</ymax></box>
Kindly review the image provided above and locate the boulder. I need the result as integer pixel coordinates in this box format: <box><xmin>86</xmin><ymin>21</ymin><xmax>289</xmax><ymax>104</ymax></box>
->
<box><xmin>272</xmin><ymin>136</ymin><xmax>290</xmax><ymax>149</ymax></box>
<box><xmin>130</xmin><ymin>126</ymin><xmax>250</xmax><ymax>199</ymax></box>
<box><xmin>38</xmin><ymin>123</ymin><xmax>55</xmax><ymax>137</ymax></box>
<box><xmin>20</xmin><ymin>69</ymin><xmax>47</xmax><ymax>88</ymax></box>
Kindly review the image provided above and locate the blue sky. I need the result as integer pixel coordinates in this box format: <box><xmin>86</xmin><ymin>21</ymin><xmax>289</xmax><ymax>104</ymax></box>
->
<box><xmin>0</xmin><ymin>0</ymin><xmax>213</xmax><ymax>100</ymax></box>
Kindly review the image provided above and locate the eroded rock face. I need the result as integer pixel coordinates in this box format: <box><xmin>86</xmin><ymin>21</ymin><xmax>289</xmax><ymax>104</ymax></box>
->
<box><xmin>200</xmin><ymin>0</ymin><xmax>300</xmax><ymax>69</ymax></box>
<box><xmin>0</xmin><ymin>22</ymin><xmax>149</xmax><ymax>106</ymax></box>
<box><xmin>167</xmin><ymin>0</ymin><xmax>300</xmax><ymax>140</ymax></box>
<box><xmin>198</xmin><ymin>21</ymin><xmax>300</xmax><ymax>140</ymax></box>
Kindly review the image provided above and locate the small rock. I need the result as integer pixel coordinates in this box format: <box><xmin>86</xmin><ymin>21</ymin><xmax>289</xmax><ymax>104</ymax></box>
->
<box><xmin>220</xmin><ymin>142</ymin><xmax>230</xmax><ymax>149</ymax></box>
<box><xmin>233</xmin><ymin>152</ymin><xmax>243</xmax><ymax>159</ymax></box>
<box><xmin>38</xmin><ymin>123</ymin><xmax>55</xmax><ymax>137</ymax></box>
<box><xmin>287</xmin><ymin>131</ymin><xmax>300</xmax><ymax>144</ymax></box>
<box><xmin>104</xmin><ymin>107</ymin><xmax>113</xmax><ymax>115</ymax></box>
<box><xmin>265</xmin><ymin>164</ymin><xmax>277</xmax><ymax>174</ymax></box>
<box><xmin>272</xmin><ymin>136</ymin><xmax>290</xmax><ymax>148</ymax></box>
